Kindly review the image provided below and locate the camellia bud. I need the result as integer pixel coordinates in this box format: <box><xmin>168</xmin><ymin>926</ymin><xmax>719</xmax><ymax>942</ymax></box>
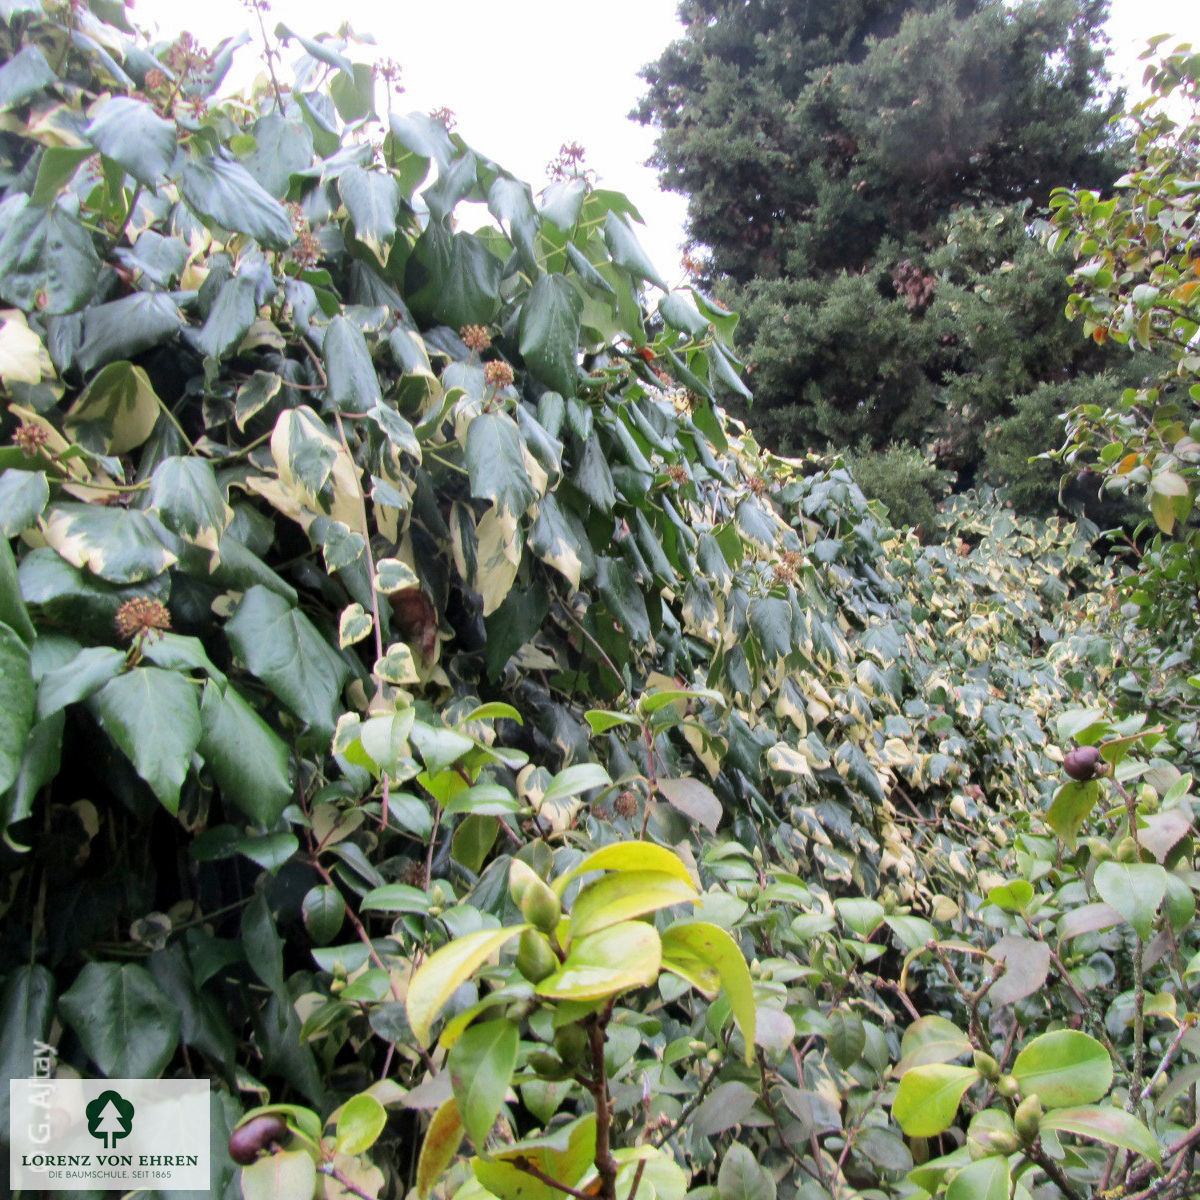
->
<box><xmin>1116</xmin><ymin>835</ymin><xmax>1140</xmax><ymax>862</ymax></box>
<box><xmin>527</xmin><ymin>1051</ymin><xmax>571</xmax><ymax>1081</ymax></box>
<box><xmin>1063</xmin><ymin>745</ymin><xmax>1102</xmax><ymax>782</ymax></box>
<box><xmin>520</xmin><ymin>879</ymin><xmax>562</xmax><ymax>933</ymax></box>
<box><xmin>1014</xmin><ymin>1094</ymin><xmax>1043</xmax><ymax>1143</ymax></box>
<box><xmin>508</xmin><ymin>859</ymin><xmax>541</xmax><ymax>908</ymax></box>
<box><xmin>973</xmin><ymin>1050</ymin><xmax>1000</xmax><ymax>1082</ymax></box>
<box><xmin>995</xmin><ymin>1074</ymin><xmax>1020</xmax><ymax>1099</ymax></box>
<box><xmin>553</xmin><ymin>1023</ymin><xmax>589</xmax><ymax>1068</ymax></box>
<box><xmin>516</xmin><ymin>928</ymin><xmax>558</xmax><ymax>983</ymax></box>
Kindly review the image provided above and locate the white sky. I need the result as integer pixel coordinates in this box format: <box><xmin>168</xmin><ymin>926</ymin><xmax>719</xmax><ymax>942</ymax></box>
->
<box><xmin>132</xmin><ymin>0</ymin><xmax>1199</xmax><ymax>282</ymax></box>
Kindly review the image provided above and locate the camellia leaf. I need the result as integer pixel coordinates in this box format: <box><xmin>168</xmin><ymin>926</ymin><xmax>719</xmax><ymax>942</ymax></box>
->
<box><xmin>417</xmin><ymin>1098</ymin><xmax>464</xmax><ymax>1200</ymax></box>
<box><xmin>301</xmin><ymin>884</ymin><xmax>346</xmax><ymax>946</ymax></box>
<box><xmin>535</xmin><ymin>920</ymin><xmax>662</xmax><ymax>1002</ymax></box>
<box><xmin>542</xmin><ymin>762</ymin><xmax>611</xmax><ymax>806</ymax></box>
<box><xmin>558</xmin><ymin>841</ymin><xmax>694</xmax><ymax>890</ymax></box>
<box><xmin>240</xmin><ymin>1149</ymin><xmax>317</xmax><ymax>1200</ymax></box>
<box><xmin>448</xmin><ymin>1017</ymin><xmax>519</xmax><ymax>1150</ymax></box>
<box><xmin>660</xmin><ymin>921</ymin><xmax>756</xmax><ymax>1063</ymax></box>
<box><xmin>86</xmin><ymin>96</ymin><xmax>177</xmax><ymax>187</ymax></box>
<box><xmin>568</xmin><ymin>870</ymin><xmax>697</xmax><ymax>941</ymax></box>
<box><xmin>335</xmin><ymin>1092</ymin><xmax>387</xmax><ymax>1156</ymax></box>
<box><xmin>892</xmin><ymin>1064</ymin><xmax>979</xmax><ymax>1137</ymax></box>
<box><xmin>1039</xmin><ymin>1105</ymin><xmax>1161</xmax><ymax>1162</ymax></box>
<box><xmin>1010</xmin><ymin>1030</ymin><xmax>1112</xmax><ymax>1107</ymax></box>
<box><xmin>827</xmin><ymin>1009</ymin><xmax>866</xmax><ymax>1069</ymax></box>
<box><xmin>987</xmin><ymin>934</ymin><xmax>1052</xmax><ymax>1006</ymax></box>
<box><xmin>945</xmin><ymin>1155</ymin><xmax>1011</xmax><ymax>1200</ymax></box>
<box><xmin>1046</xmin><ymin>781</ymin><xmax>1102</xmax><ymax>849</ymax></box>
<box><xmin>59</xmin><ymin>961</ymin><xmax>180</xmax><ymax>1077</ymax></box>
<box><xmin>1093</xmin><ymin>860</ymin><xmax>1167</xmax><ymax>941</ymax></box>
<box><xmin>181</xmin><ymin>155</ymin><xmax>295</xmax><ymax>249</ymax></box>
<box><xmin>407</xmin><ymin>926</ymin><xmax>526</xmax><ymax>1046</ymax></box>
<box><xmin>717</xmin><ymin>1143</ymin><xmax>775</xmax><ymax>1200</ymax></box>
<box><xmin>519</xmin><ymin>274</ymin><xmax>583</xmax><ymax>398</ymax></box>
<box><xmin>474</xmin><ymin>1114</ymin><xmax>597</xmax><ymax>1200</ymax></box>
<box><xmin>89</xmin><ymin>667</ymin><xmax>202</xmax><ymax>813</ymax></box>
<box><xmin>895</xmin><ymin>1015</ymin><xmax>972</xmax><ymax>1074</ymax></box>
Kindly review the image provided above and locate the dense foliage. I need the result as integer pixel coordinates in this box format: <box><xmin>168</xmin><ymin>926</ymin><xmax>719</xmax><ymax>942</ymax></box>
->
<box><xmin>634</xmin><ymin>0</ymin><xmax>1151</xmax><ymax>521</ymax></box>
<box><xmin>1</xmin><ymin>5</ymin><xmax>1199</xmax><ymax>1200</ymax></box>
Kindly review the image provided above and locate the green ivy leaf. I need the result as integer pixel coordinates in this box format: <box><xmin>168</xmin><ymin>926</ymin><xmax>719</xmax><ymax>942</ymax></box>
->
<box><xmin>466</xmin><ymin>412</ymin><xmax>537</xmax><ymax>519</ymax></box>
<box><xmin>0</xmin><ymin>200</ymin><xmax>100</xmax><ymax>314</ymax></box>
<box><xmin>519</xmin><ymin>274</ymin><xmax>583</xmax><ymax>398</ymax></box>
<box><xmin>89</xmin><ymin>667</ymin><xmax>202</xmax><ymax>813</ymax></box>
<box><xmin>323</xmin><ymin>315</ymin><xmax>382</xmax><ymax>414</ymax></box>
<box><xmin>87</xmin><ymin>96</ymin><xmax>177</xmax><ymax>187</ymax></box>
<box><xmin>225</xmin><ymin>585</ymin><xmax>350</xmax><ymax>737</ymax></box>
<box><xmin>181</xmin><ymin>155</ymin><xmax>295</xmax><ymax>249</ymax></box>
<box><xmin>59</xmin><ymin>962</ymin><xmax>180</xmax><ymax>1077</ymax></box>
<box><xmin>198</xmin><ymin>679</ymin><xmax>293</xmax><ymax>825</ymax></box>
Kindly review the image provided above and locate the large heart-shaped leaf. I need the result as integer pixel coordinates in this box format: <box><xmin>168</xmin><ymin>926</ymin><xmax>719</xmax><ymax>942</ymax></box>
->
<box><xmin>87</xmin><ymin>96</ymin><xmax>177</xmax><ymax>186</ymax></box>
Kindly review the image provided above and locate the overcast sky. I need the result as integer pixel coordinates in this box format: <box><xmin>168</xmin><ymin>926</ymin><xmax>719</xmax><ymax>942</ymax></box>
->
<box><xmin>133</xmin><ymin>0</ymin><xmax>1199</xmax><ymax>283</ymax></box>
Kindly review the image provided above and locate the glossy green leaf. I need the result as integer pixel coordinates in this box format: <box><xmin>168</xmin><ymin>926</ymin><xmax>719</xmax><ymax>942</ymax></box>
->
<box><xmin>542</xmin><ymin>762</ymin><xmax>611</xmax><ymax>806</ymax></box>
<box><xmin>301</xmin><ymin>884</ymin><xmax>346</xmax><ymax>946</ymax></box>
<box><xmin>660</xmin><ymin>921</ymin><xmax>756</xmax><ymax>1063</ymax></box>
<box><xmin>59</xmin><ymin>962</ymin><xmax>180</xmax><ymax>1077</ymax></box>
<box><xmin>417</xmin><ymin>1098</ymin><xmax>464</xmax><ymax>1200</ymax></box>
<box><xmin>448</xmin><ymin>1017</ymin><xmax>519</xmax><ymax>1150</ymax></box>
<box><xmin>336</xmin><ymin>1092</ymin><xmax>387</xmax><ymax>1156</ymax></box>
<box><xmin>324</xmin><ymin>315</ymin><xmax>382</xmax><ymax>414</ymax></box>
<box><xmin>827</xmin><ymin>1008</ymin><xmax>866</xmax><ymax>1068</ymax></box>
<box><xmin>1039</xmin><ymin>1105</ymin><xmax>1161</xmax><ymax>1161</ymax></box>
<box><xmin>603</xmin><ymin>211</ymin><xmax>666</xmax><ymax>290</ymax></box>
<box><xmin>0</xmin><ymin>621</ymin><xmax>34</xmax><ymax>796</ymax></box>
<box><xmin>535</xmin><ymin>920</ymin><xmax>662</xmax><ymax>1001</ymax></box>
<box><xmin>986</xmin><ymin>879</ymin><xmax>1034</xmax><ymax>912</ymax></box>
<box><xmin>569</xmin><ymin>870</ymin><xmax>697</xmax><ymax>940</ymax></box>
<box><xmin>560</xmin><ymin>841</ymin><xmax>694</xmax><ymax>890</ymax></box>
<box><xmin>36</xmin><ymin>644</ymin><xmax>125</xmax><ymax>720</ymax></box>
<box><xmin>520</xmin><ymin>274</ymin><xmax>583</xmax><ymax>398</ymax></box>
<box><xmin>896</xmin><ymin>1015</ymin><xmax>972</xmax><ymax>1073</ymax></box>
<box><xmin>340</xmin><ymin>166</ymin><xmax>401</xmax><ymax>261</ymax></box>
<box><xmin>0</xmin><ymin>964</ymin><xmax>54</xmax><ymax>1127</ymax></box>
<box><xmin>0</xmin><ymin>45</ymin><xmax>53</xmax><ymax>111</ymax></box>
<box><xmin>717</xmin><ymin>1143</ymin><xmax>775</xmax><ymax>1200</ymax></box>
<box><xmin>1010</xmin><ymin>1030</ymin><xmax>1112</xmax><ymax>1107</ymax></box>
<box><xmin>225</xmin><ymin>585</ymin><xmax>350</xmax><ymax>737</ymax></box>
<box><xmin>146</xmin><ymin>456</ymin><xmax>231</xmax><ymax>551</ymax></box>
<box><xmin>87</xmin><ymin>96</ymin><xmax>177</xmax><ymax>187</ymax></box>
<box><xmin>1093</xmin><ymin>860</ymin><xmax>1167</xmax><ymax>940</ymax></box>
<box><xmin>945</xmin><ymin>1155</ymin><xmax>1011</xmax><ymax>1200</ymax></box>
<box><xmin>466</xmin><ymin>411</ymin><xmax>537</xmax><ymax>518</ymax></box>
<box><xmin>0</xmin><ymin>200</ymin><xmax>100</xmax><ymax>314</ymax></box>
<box><xmin>89</xmin><ymin>667</ymin><xmax>202</xmax><ymax>813</ymax></box>
<box><xmin>893</xmin><ymin>1064</ymin><xmax>979</xmax><ymax>1137</ymax></box>
<box><xmin>475</xmin><ymin>1113</ymin><xmax>596</xmax><ymax>1200</ymax></box>
<box><xmin>1046</xmin><ymin>781</ymin><xmax>1102</xmax><ymax>849</ymax></box>
<box><xmin>407</xmin><ymin>925</ymin><xmax>526</xmax><ymax>1045</ymax></box>
<box><xmin>181</xmin><ymin>156</ymin><xmax>295</xmax><ymax>249</ymax></box>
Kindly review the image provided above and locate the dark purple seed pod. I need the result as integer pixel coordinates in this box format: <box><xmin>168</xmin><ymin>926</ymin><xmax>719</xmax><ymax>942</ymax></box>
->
<box><xmin>228</xmin><ymin>1114</ymin><xmax>288</xmax><ymax>1165</ymax></box>
<box><xmin>1063</xmin><ymin>745</ymin><xmax>1102</xmax><ymax>782</ymax></box>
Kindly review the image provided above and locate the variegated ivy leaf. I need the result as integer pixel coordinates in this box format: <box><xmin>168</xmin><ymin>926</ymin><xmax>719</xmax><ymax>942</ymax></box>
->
<box><xmin>339</xmin><ymin>603</ymin><xmax>373</xmax><ymax>648</ymax></box>
<box><xmin>375</xmin><ymin>642</ymin><xmax>420</xmax><ymax>685</ymax></box>
<box><xmin>374</xmin><ymin>557</ymin><xmax>420</xmax><ymax>594</ymax></box>
<box><xmin>269</xmin><ymin>405</ymin><xmax>362</xmax><ymax>529</ymax></box>
<box><xmin>145</xmin><ymin>457</ymin><xmax>233</xmax><ymax>555</ymax></box>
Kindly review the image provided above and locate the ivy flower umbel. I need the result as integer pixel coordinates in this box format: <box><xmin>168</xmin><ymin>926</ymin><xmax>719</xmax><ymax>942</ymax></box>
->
<box><xmin>484</xmin><ymin>361</ymin><xmax>514</xmax><ymax>390</ymax></box>
<box><xmin>115</xmin><ymin>597</ymin><xmax>171</xmax><ymax>645</ymax></box>
<box><xmin>12</xmin><ymin>423</ymin><xmax>49</xmax><ymax>457</ymax></box>
<box><xmin>460</xmin><ymin>325</ymin><xmax>492</xmax><ymax>354</ymax></box>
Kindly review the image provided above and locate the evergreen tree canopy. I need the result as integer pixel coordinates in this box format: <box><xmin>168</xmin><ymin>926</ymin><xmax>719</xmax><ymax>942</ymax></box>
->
<box><xmin>636</xmin><ymin>0</ymin><xmax>1140</xmax><ymax>518</ymax></box>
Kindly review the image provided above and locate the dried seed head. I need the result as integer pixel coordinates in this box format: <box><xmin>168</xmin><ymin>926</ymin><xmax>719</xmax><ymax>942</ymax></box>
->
<box><xmin>773</xmin><ymin>562</ymin><xmax>796</xmax><ymax>584</ymax></box>
<box><xmin>484</xmin><ymin>360</ymin><xmax>514</xmax><ymax>389</ymax></box>
<box><xmin>614</xmin><ymin>791</ymin><xmax>638</xmax><ymax>819</ymax></box>
<box><xmin>115</xmin><ymin>597</ymin><xmax>172</xmax><ymax>643</ymax></box>
<box><xmin>747</xmin><ymin>475</ymin><xmax>768</xmax><ymax>497</ymax></box>
<box><xmin>398</xmin><ymin>860</ymin><xmax>427</xmax><ymax>887</ymax></box>
<box><xmin>667</xmin><ymin>464</ymin><xmax>689</xmax><ymax>485</ymax></box>
<box><xmin>13</xmin><ymin>423</ymin><xmax>50</xmax><ymax>456</ymax></box>
<box><xmin>460</xmin><ymin>324</ymin><xmax>492</xmax><ymax>353</ymax></box>
<box><xmin>781</xmin><ymin>549</ymin><xmax>803</xmax><ymax>570</ymax></box>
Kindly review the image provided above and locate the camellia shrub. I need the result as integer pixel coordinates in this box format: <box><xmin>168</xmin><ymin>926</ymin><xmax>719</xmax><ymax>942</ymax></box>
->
<box><xmin>0</xmin><ymin>4</ymin><xmax>1197</xmax><ymax>1200</ymax></box>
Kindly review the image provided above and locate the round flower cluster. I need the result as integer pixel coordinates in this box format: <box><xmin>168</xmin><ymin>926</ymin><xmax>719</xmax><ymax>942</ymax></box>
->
<box><xmin>460</xmin><ymin>325</ymin><xmax>492</xmax><ymax>353</ymax></box>
<box><xmin>484</xmin><ymin>360</ymin><xmax>514</xmax><ymax>389</ymax></box>
<box><xmin>115</xmin><ymin>597</ymin><xmax>172</xmax><ymax>643</ymax></box>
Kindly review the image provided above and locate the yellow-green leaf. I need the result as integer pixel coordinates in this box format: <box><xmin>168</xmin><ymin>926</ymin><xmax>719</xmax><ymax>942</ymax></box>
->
<box><xmin>535</xmin><ymin>921</ymin><xmax>661</xmax><ymax>1002</ymax></box>
<box><xmin>660</xmin><ymin>921</ymin><xmax>756</xmax><ymax>1064</ymax></box>
<box><xmin>555</xmin><ymin>840</ymin><xmax>694</xmax><ymax>894</ymax></box>
<box><xmin>569</xmin><ymin>870</ymin><xmax>697</xmax><ymax>941</ymax></box>
<box><xmin>335</xmin><ymin>1093</ymin><xmax>386</xmax><ymax>1156</ymax></box>
<box><xmin>892</xmin><ymin>1064</ymin><xmax>979</xmax><ymax>1137</ymax></box>
<box><xmin>1039</xmin><ymin>1105</ymin><xmax>1161</xmax><ymax>1161</ymax></box>
<box><xmin>417</xmin><ymin>1098</ymin><xmax>464</xmax><ymax>1200</ymax></box>
<box><xmin>407</xmin><ymin>926</ymin><xmax>526</xmax><ymax>1046</ymax></box>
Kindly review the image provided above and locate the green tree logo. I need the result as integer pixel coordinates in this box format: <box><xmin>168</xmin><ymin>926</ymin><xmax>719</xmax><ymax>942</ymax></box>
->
<box><xmin>85</xmin><ymin>1090</ymin><xmax>135</xmax><ymax>1149</ymax></box>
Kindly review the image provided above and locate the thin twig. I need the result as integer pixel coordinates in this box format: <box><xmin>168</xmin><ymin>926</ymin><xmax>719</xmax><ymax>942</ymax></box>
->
<box><xmin>318</xmin><ymin>1162</ymin><xmax>377</xmax><ymax>1200</ymax></box>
